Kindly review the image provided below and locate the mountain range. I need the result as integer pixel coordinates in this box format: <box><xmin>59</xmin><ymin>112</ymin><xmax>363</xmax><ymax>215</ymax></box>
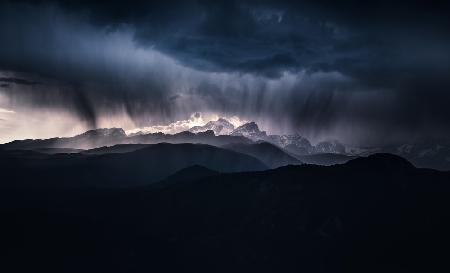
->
<box><xmin>2</xmin><ymin>153</ymin><xmax>450</xmax><ymax>273</ymax></box>
<box><xmin>1</xmin><ymin>118</ymin><xmax>450</xmax><ymax>170</ymax></box>
<box><xmin>222</xmin><ymin>142</ymin><xmax>301</xmax><ymax>168</ymax></box>
<box><xmin>2</xmin><ymin>120</ymin><xmax>450</xmax><ymax>272</ymax></box>
<box><xmin>2</xmin><ymin>128</ymin><xmax>252</xmax><ymax>150</ymax></box>
<box><xmin>0</xmin><ymin>143</ymin><xmax>267</xmax><ymax>187</ymax></box>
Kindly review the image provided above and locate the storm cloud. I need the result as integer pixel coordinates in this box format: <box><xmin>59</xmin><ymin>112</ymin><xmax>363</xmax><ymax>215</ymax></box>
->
<box><xmin>0</xmin><ymin>0</ymin><xmax>449</xmax><ymax>145</ymax></box>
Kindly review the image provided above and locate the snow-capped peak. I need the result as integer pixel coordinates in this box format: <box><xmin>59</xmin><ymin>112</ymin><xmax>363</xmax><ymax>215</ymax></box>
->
<box><xmin>230</xmin><ymin>122</ymin><xmax>267</xmax><ymax>140</ymax></box>
<box><xmin>189</xmin><ymin>118</ymin><xmax>235</xmax><ymax>135</ymax></box>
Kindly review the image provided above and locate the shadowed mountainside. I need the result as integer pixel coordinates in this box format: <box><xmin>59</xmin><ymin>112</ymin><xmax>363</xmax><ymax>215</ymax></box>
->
<box><xmin>157</xmin><ymin>165</ymin><xmax>220</xmax><ymax>186</ymax></box>
<box><xmin>296</xmin><ymin>152</ymin><xmax>357</xmax><ymax>166</ymax></box>
<box><xmin>81</xmin><ymin>144</ymin><xmax>150</xmax><ymax>155</ymax></box>
<box><xmin>223</xmin><ymin>142</ymin><xmax>302</xmax><ymax>168</ymax></box>
<box><xmin>1</xmin><ymin>153</ymin><xmax>450</xmax><ymax>272</ymax></box>
<box><xmin>0</xmin><ymin>143</ymin><xmax>267</xmax><ymax>187</ymax></box>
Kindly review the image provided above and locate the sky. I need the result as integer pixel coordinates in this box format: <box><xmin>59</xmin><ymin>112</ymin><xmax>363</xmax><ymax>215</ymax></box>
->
<box><xmin>0</xmin><ymin>0</ymin><xmax>449</xmax><ymax>145</ymax></box>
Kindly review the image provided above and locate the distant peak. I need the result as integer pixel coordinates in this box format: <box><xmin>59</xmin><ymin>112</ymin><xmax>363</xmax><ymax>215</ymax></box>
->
<box><xmin>189</xmin><ymin>117</ymin><xmax>235</xmax><ymax>135</ymax></box>
<box><xmin>77</xmin><ymin>128</ymin><xmax>126</xmax><ymax>138</ymax></box>
<box><xmin>231</xmin><ymin>121</ymin><xmax>267</xmax><ymax>140</ymax></box>
<box><xmin>241</xmin><ymin>121</ymin><xmax>258</xmax><ymax>128</ymax></box>
<box><xmin>233</xmin><ymin>122</ymin><xmax>260</xmax><ymax>132</ymax></box>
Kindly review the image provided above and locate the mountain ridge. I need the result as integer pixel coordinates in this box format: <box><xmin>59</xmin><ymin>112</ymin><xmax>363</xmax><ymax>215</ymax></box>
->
<box><xmin>189</xmin><ymin>118</ymin><xmax>235</xmax><ymax>135</ymax></box>
<box><xmin>3</xmin><ymin>151</ymin><xmax>449</xmax><ymax>272</ymax></box>
<box><xmin>0</xmin><ymin>143</ymin><xmax>268</xmax><ymax>187</ymax></box>
<box><xmin>223</xmin><ymin>142</ymin><xmax>302</xmax><ymax>168</ymax></box>
<box><xmin>2</xmin><ymin>121</ymin><xmax>450</xmax><ymax>170</ymax></box>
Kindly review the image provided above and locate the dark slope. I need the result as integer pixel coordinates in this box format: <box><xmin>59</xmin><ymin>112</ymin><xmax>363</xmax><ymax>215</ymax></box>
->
<box><xmin>30</xmin><ymin>148</ymin><xmax>84</xmax><ymax>154</ymax></box>
<box><xmin>0</xmin><ymin>143</ymin><xmax>267</xmax><ymax>187</ymax></box>
<box><xmin>158</xmin><ymin>165</ymin><xmax>219</xmax><ymax>186</ymax></box>
<box><xmin>296</xmin><ymin>152</ymin><xmax>357</xmax><ymax>166</ymax></box>
<box><xmin>223</xmin><ymin>142</ymin><xmax>302</xmax><ymax>168</ymax></box>
<box><xmin>343</xmin><ymin>153</ymin><xmax>414</xmax><ymax>170</ymax></box>
<box><xmin>1</xmin><ymin>154</ymin><xmax>450</xmax><ymax>273</ymax></box>
<box><xmin>81</xmin><ymin>144</ymin><xmax>150</xmax><ymax>155</ymax></box>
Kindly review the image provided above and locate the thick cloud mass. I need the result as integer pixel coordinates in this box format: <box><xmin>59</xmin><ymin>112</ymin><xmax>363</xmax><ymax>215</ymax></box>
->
<box><xmin>0</xmin><ymin>0</ymin><xmax>449</xmax><ymax>145</ymax></box>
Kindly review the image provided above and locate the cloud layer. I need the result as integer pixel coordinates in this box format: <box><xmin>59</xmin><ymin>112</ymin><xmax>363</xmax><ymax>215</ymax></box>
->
<box><xmin>0</xmin><ymin>1</ymin><xmax>449</xmax><ymax>145</ymax></box>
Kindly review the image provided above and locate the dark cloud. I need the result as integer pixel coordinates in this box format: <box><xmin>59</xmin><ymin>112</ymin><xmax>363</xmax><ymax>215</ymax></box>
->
<box><xmin>0</xmin><ymin>77</ymin><xmax>42</xmax><ymax>86</ymax></box>
<box><xmin>0</xmin><ymin>0</ymin><xmax>449</xmax><ymax>144</ymax></box>
<box><xmin>20</xmin><ymin>0</ymin><xmax>448</xmax><ymax>78</ymax></box>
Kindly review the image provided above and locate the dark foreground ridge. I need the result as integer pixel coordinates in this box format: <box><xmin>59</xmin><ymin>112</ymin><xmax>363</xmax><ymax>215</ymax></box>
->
<box><xmin>0</xmin><ymin>143</ymin><xmax>267</xmax><ymax>187</ymax></box>
<box><xmin>1</xmin><ymin>152</ymin><xmax>450</xmax><ymax>272</ymax></box>
<box><xmin>222</xmin><ymin>142</ymin><xmax>302</xmax><ymax>168</ymax></box>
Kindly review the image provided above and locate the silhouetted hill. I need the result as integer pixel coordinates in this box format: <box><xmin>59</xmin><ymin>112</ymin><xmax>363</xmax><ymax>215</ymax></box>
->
<box><xmin>31</xmin><ymin>148</ymin><xmax>84</xmax><ymax>154</ymax></box>
<box><xmin>296</xmin><ymin>153</ymin><xmax>357</xmax><ymax>166</ymax></box>
<box><xmin>81</xmin><ymin>144</ymin><xmax>150</xmax><ymax>155</ymax></box>
<box><xmin>2</xmin><ymin>153</ymin><xmax>450</xmax><ymax>273</ymax></box>
<box><xmin>344</xmin><ymin>153</ymin><xmax>415</xmax><ymax>170</ymax></box>
<box><xmin>0</xmin><ymin>143</ymin><xmax>267</xmax><ymax>187</ymax></box>
<box><xmin>158</xmin><ymin>165</ymin><xmax>219</xmax><ymax>186</ymax></box>
<box><xmin>223</xmin><ymin>142</ymin><xmax>302</xmax><ymax>168</ymax></box>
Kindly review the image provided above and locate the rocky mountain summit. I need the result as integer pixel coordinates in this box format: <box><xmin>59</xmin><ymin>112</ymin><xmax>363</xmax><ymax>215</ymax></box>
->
<box><xmin>189</xmin><ymin>118</ymin><xmax>235</xmax><ymax>135</ymax></box>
